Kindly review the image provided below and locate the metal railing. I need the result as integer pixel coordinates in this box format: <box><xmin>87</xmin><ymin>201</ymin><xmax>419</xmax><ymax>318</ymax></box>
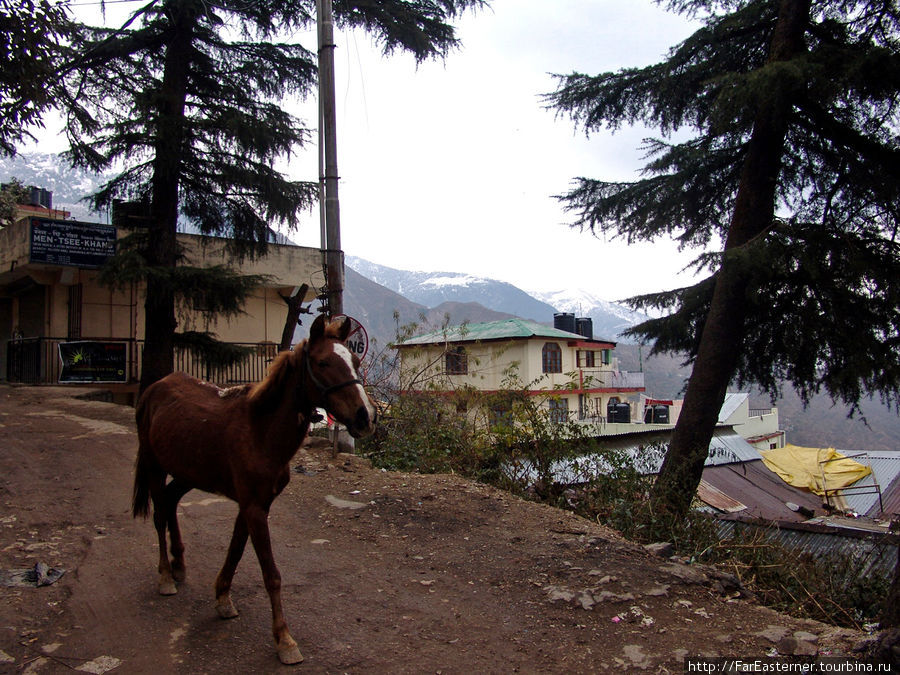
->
<box><xmin>6</xmin><ymin>337</ymin><xmax>276</xmax><ymax>386</ymax></box>
<box><xmin>579</xmin><ymin>369</ymin><xmax>645</xmax><ymax>389</ymax></box>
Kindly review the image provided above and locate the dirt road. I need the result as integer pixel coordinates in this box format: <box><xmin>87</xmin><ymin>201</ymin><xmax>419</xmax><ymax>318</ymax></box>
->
<box><xmin>0</xmin><ymin>385</ymin><xmax>866</xmax><ymax>673</ymax></box>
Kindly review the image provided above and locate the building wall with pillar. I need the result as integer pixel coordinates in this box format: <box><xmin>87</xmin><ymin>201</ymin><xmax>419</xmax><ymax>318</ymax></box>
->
<box><xmin>0</xmin><ymin>212</ymin><xmax>324</xmax><ymax>384</ymax></box>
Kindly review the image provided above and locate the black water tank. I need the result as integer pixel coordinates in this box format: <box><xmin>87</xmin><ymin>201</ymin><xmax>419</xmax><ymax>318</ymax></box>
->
<box><xmin>607</xmin><ymin>401</ymin><xmax>631</xmax><ymax>423</ymax></box>
<box><xmin>575</xmin><ymin>317</ymin><xmax>593</xmax><ymax>340</ymax></box>
<box><xmin>29</xmin><ymin>187</ymin><xmax>52</xmax><ymax>209</ymax></box>
<box><xmin>606</xmin><ymin>400</ymin><xmax>618</xmax><ymax>423</ymax></box>
<box><xmin>652</xmin><ymin>405</ymin><xmax>670</xmax><ymax>424</ymax></box>
<box><xmin>554</xmin><ymin>312</ymin><xmax>576</xmax><ymax>334</ymax></box>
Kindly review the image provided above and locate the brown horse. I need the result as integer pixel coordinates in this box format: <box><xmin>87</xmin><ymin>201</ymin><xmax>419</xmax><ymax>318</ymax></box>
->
<box><xmin>132</xmin><ymin>315</ymin><xmax>376</xmax><ymax>665</ymax></box>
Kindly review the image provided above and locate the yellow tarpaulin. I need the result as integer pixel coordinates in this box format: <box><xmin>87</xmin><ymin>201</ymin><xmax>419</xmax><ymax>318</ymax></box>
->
<box><xmin>759</xmin><ymin>444</ymin><xmax>872</xmax><ymax>496</ymax></box>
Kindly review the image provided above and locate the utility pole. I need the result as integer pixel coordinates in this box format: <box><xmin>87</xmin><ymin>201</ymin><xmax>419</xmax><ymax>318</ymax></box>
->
<box><xmin>317</xmin><ymin>0</ymin><xmax>343</xmax><ymax>317</ymax></box>
<box><xmin>317</xmin><ymin>0</ymin><xmax>353</xmax><ymax>454</ymax></box>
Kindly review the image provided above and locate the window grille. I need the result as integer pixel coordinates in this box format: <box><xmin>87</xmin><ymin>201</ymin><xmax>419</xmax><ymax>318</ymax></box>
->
<box><xmin>446</xmin><ymin>346</ymin><xmax>468</xmax><ymax>375</ymax></box>
<box><xmin>548</xmin><ymin>398</ymin><xmax>568</xmax><ymax>424</ymax></box>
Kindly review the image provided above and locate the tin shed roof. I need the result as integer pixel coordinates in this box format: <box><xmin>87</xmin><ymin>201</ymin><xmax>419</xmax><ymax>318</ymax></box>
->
<box><xmin>397</xmin><ymin>318</ymin><xmax>615</xmax><ymax>347</ymax></box>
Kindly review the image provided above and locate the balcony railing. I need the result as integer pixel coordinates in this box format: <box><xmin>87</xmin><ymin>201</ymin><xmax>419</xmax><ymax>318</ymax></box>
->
<box><xmin>5</xmin><ymin>337</ymin><xmax>276</xmax><ymax>386</ymax></box>
<box><xmin>579</xmin><ymin>369</ymin><xmax>645</xmax><ymax>390</ymax></box>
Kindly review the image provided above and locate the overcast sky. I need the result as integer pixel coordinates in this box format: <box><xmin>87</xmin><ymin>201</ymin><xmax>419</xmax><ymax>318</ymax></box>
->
<box><xmin>35</xmin><ymin>0</ymin><xmax>704</xmax><ymax>301</ymax></box>
<box><xmin>286</xmin><ymin>0</ymin><xmax>705</xmax><ymax>300</ymax></box>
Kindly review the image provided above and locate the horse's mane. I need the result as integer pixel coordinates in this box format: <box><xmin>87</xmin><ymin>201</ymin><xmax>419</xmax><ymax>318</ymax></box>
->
<box><xmin>247</xmin><ymin>341</ymin><xmax>306</xmax><ymax>411</ymax></box>
<box><xmin>218</xmin><ymin>384</ymin><xmax>251</xmax><ymax>399</ymax></box>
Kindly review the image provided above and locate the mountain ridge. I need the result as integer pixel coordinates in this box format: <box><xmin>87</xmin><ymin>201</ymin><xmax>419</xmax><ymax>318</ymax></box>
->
<box><xmin>345</xmin><ymin>255</ymin><xmax>650</xmax><ymax>343</ymax></box>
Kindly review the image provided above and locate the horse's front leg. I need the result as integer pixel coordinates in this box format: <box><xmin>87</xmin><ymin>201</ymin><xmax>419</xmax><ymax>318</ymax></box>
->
<box><xmin>244</xmin><ymin>503</ymin><xmax>303</xmax><ymax>665</ymax></box>
<box><xmin>214</xmin><ymin>512</ymin><xmax>248</xmax><ymax>620</ymax></box>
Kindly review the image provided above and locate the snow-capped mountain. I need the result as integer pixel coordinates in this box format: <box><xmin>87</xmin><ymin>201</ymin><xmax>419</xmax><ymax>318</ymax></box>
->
<box><xmin>347</xmin><ymin>256</ymin><xmax>557</xmax><ymax>324</ymax></box>
<box><xmin>529</xmin><ymin>288</ymin><xmax>651</xmax><ymax>342</ymax></box>
<box><xmin>0</xmin><ymin>152</ymin><xmax>108</xmax><ymax>222</ymax></box>
<box><xmin>347</xmin><ymin>256</ymin><xmax>650</xmax><ymax>342</ymax></box>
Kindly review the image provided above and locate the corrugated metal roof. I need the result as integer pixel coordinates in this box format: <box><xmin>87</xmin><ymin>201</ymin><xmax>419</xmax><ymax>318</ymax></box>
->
<box><xmin>697</xmin><ymin>480</ymin><xmax>747</xmax><ymax>513</ymax></box>
<box><xmin>702</xmin><ymin>461</ymin><xmax>823</xmax><ymax>522</ymax></box>
<box><xmin>833</xmin><ymin>450</ymin><xmax>900</xmax><ymax>517</ymax></box>
<box><xmin>506</xmin><ymin>428</ymin><xmax>762</xmax><ymax>485</ymax></box>
<box><xmin>706</xmin><ymin>429</ymin><xmax>763</xmax><ymax>464</ymax></box>
<box><xmin>397</xmin><ymin>318</ymin><xmax>614</xmax><ymax>346</ymax></box>
<box><xmin>574</xmin><ymin>427</ymin><xmax>760</xmax><ymax>470</ymax></box>
<box><xmin>717</xmin><ymin>519</ymin><xmax>897</xmax><ymax>581</ymax></box>
<box><xmin>703</xmin><ymin>450</ymin><xmax>900</xmax><ymax>521</ymax></box>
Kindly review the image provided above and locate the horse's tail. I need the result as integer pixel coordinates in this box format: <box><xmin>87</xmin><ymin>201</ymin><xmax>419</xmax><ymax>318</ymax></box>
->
<box><xmin>132</xmin><ymin>393</ymin><xmax>153</xmax><ymax>519</ymax></box>
<box><xmin>132</xmin><ymin>452</ymin><xmax>152</xmax><ymax>519</ymax></box>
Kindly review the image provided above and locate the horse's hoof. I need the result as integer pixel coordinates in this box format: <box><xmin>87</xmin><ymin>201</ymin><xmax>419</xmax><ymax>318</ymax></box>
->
<box><xmin>277</xmin><ymin>644</ymin><xmax>303</xmax><ymax>665</ymax></box>
<box><xmin>216</xmin><ymin>597</ymin><xmax>239</xmax><ymax>619</ymax></box>
<box><xmin>171</xmin><ymin>564</ymin><xmax>186</xmax><ymax>583</ymax></box>
<box><xmin>158</xmin><ymin>579</ymin><xmax>178</xmax><ymax>596</ymax></box>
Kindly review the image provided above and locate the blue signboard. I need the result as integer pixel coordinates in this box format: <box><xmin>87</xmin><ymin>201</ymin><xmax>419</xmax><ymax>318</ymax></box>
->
<box><xmin>30</xmin><ymin>218</ymin><xmax>116</xmax><ymax>268</ymax></box>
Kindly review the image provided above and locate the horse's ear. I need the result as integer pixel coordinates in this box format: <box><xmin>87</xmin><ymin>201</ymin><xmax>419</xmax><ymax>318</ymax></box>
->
<box><xmin>335</xmin><ymin>316</ymin><xmax>352</xmax><ymax>342</ymax></box>
<box><xmin>309</xmin><ymin>314</ymin><xmax>327</xmax><ymax>344</ymax></box>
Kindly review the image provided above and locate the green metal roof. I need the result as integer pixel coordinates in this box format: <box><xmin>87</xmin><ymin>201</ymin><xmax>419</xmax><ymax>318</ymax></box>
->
<box><xmin>397</xmin><ymin>318</ymin><xmax>615</xmax><ymax>347</ymax></box>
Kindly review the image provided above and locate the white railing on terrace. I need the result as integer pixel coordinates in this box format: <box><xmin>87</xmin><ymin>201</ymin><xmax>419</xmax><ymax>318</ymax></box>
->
<box><xmin>580</xmin><ymin>369</ymin><xmax>645</xmax><ymax>389</ymax></box>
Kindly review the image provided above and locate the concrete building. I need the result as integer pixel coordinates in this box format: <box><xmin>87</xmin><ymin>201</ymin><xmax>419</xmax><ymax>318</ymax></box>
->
<box><xmin>396</xmin><ymin>318</ymin><xmax>786</xmax><ymax>447</ymax></box>
<box><xmin>717</xmin><ymin>392</ymin><xmax>785</xmax><ymax>450</ymax></box>
<box><xmin>395</xmin><ymin>316</ymin><xmax>648</xmax><ymax>430</ymax></box>
<box><xmin>0</xmin><ymin>191</ymin><xmax>322</xmax><ymax>386</ymax></box>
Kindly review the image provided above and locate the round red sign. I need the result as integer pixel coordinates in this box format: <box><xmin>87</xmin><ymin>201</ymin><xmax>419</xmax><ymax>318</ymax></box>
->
<box><xmin>334</xmin><ymin>314</ymin><xmax>369</xmax><ymax>359</ymax></box>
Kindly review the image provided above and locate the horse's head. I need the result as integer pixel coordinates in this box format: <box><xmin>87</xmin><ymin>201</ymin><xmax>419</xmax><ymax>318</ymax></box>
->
<box><xmin>302</xmin><ymin>315</ymin><xmax>377</xmax><ymax>438</ymax></box>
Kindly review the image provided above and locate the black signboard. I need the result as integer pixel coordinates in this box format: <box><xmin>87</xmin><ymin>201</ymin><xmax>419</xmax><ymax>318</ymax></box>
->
<box><xmin>30</xmin><ymin>218</ymin><xmax>116</xmax><ymax>268</ymax></box>
<box><xmin>58</xmin><ymin>341</ymin><xmax>128</xmax><ymax>383</ymax></box>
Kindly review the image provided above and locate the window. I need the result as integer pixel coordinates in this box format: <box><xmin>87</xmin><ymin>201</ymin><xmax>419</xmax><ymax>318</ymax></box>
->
<box><xmin>542</xmin><ymin>342</ymin><xmax>562</xmax><ymax>373</ymax></box>
<box><xmin>67</xmin><ymin>284</ymin><xmax>82</xmax><ymax>340</ymax></box>
<box><xmin>490</xmin><ymin>404</ymin><xmax>513</xmax><ymax>430</ymax></box>
<box><xmin>600</xmin><ymin>349</ymin><xmax>611</xmax><ymax>365</ymax></box>
<box><xmin>577</xmin><ymin>350</ymin><xmax>595</xmax><ymax>368</ymax></box>
<box><xmin>446</xmin><ymin>346</ymin><xmax>468</xmax><ymax>375</ymax></box>
<box><xmin>548</xmin><ymin>398</ymin><xmax>569</xmax><ymax>424</ymax></box>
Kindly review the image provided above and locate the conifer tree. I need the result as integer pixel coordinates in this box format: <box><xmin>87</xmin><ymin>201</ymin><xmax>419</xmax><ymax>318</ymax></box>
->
<box><xmin>63</xmin><ymin>0</ymin><xmax>484</xmax><ymax>392</ymax></box>
<box><xmin>0</xmin><ymin>0</ymin><xmax>72</xmax><ymax>155</ymax></box>
<box><xmin>548</xmin><ymin>0</ymin><xmax>900</xmax><ymax>518</ymax></box>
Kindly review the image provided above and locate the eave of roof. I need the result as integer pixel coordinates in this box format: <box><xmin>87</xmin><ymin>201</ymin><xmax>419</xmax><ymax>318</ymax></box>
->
<box><xmin>396</xmin><ymin>318</ymin><xmax>616</xmax><ymax>348</ymax></box>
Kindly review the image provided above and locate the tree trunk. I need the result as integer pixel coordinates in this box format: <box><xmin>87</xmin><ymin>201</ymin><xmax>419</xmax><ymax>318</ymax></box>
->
<box><xmin>279</xmin><ymin>284</ymin><xmax>309</xmax><ymax>352</ymax></box>
<box><xmin>139</xmin><ymin>5</ymin><xmax>197</xmax><ymax>394</ymax></box>
<box><xmin>650</xmin><ymin>0</ymin><xmax>811</xmax><ymax>518</ymax></box>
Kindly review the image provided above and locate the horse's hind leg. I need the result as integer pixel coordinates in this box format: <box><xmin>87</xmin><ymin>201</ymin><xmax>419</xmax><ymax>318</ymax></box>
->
<box><xmin>164</xmin><ymin>479</ymin><xmax>192</xmax><ymax>582</ymax></box>
<box><xmin>150</xmin><ymin>479</ymin><xmax>178</xmax><ymax>596</ymax></box>
<box><xmin>214</xmin><ymin>512</ymin><xmax>249</xmax><ymax>620</ymax></box>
